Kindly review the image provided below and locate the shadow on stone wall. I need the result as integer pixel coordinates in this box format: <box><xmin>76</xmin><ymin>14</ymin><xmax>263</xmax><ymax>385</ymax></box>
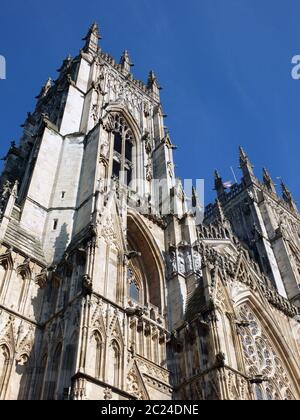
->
<box><xmin>53</xmin><ymin>223</ymin><xmax>70</xmax><ymax>263</ymax></box>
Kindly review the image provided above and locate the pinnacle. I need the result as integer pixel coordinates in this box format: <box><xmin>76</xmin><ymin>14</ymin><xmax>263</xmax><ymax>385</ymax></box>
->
<box><xmin>239</xmin><ymin>145</ymin><xmax>247</xmax><ymax>160</ymax></box>
<box><xmin>83</xmin><ymin>22</ymin><xmax>101</xmax><ymax>40</ymax></box>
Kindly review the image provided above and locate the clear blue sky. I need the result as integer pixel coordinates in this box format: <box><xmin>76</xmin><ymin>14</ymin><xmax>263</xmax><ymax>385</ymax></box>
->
<box><xmin>0</xmin><ymin>0</ymin><xmax>299</xmax><ymax>205</ymax></box>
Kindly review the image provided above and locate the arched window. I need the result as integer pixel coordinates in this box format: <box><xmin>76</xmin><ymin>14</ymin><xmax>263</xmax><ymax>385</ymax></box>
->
<box><xmin>112</xmin><ymin>341</ymin><xmax>121</xmax><ymax>388</ymax></box>
<box><xmin>127</xmin><ymin>215</ymin><xmax>164</xmax><ymax>310</ymax></box>
<box><xmin>92</xmin><ymin>331</ymin><xmax>103</xmax><ymax>379</ymax></box>
<box><xmin>128</xmin><ymin>268</ymin><xmax>140</xmax><ymax>302</ymax></box>
<box><xmin>111</xmin><ymin>114</ymin><xmax>134</xmax><ymax>187</ymax></box>
<box><xmin>0</xmin><ymin>344</ymin><xmax>10</xmax><ymax>398</ymax></box>
<box><xmin>17</xmin><ymin>271</ymin><xmax>27</xmax><ymax>311</ymax></box>
<box><xmin>239</xmin><ymin>304</ymin><xmax>296</xmax><ymax>401</ymax></box>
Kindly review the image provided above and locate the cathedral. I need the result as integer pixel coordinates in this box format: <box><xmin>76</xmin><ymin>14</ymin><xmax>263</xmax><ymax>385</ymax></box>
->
<box><xmin>0</xmin><ymin>23</ymin><xmax>300</xmax><ymax>401</ymax></box>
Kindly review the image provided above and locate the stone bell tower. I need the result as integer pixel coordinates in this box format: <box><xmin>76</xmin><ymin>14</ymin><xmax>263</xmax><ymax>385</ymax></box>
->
<box><xmin>1</xmin><ymin>22</ymin><xmax>300</xmax><ymax>402</ymax></box>
<box><xmin>0</xmin><ymin>23</ymin><xmax>177</xmax><ymax>400</ymax></box>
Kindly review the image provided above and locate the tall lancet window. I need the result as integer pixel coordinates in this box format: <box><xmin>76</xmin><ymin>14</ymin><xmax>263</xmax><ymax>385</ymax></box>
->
<box><xmin>91</xmin><ymin>331</ymin><xmax>103</xmax><ymax>380</ymax></box>
<box><xmin>112</xmin><ymin>341</ymin><xmax>121</xmax><ymax>388</ymax></box>
<box><xmin>128</xmin><ymin>268</ymin><xmax>140</xmax><ymax>302</ymax></box>
<box><xmin>111</xmin><ymin>114</ymin><xmax>134</xmax><ymax>187</ymax></box>
<box><xmin>127</xmin><ymin>265</ymin><xmax>143</xmax><ymax>304</ymax></box>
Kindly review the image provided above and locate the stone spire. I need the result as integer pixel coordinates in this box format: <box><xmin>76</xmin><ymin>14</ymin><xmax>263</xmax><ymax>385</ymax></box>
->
<box><xmin>120</xmin><ymin>50</ymin><xmax>133</xmax><ymax>75</ymax></box>
<box><xmin>82</xmin><ymin>22</ymin><xmax>101</xmax><ymax>54</ymax></box>
<box><xmin>281</xmin><ymin>180</ymin><xmax>297</xmax><ymax>212</ymax></box>
<box><xmin>239</xmin><ymin>146</ymin><xmax>255</xmax><ymax>185</ymax></box>
<box><xmin>57</xmin><ymin>54</ymin><xmax>72</xmax><ymax>75</ymax></box>
<box><xmin>147</xmin><ymin>71</ymin><xmax>161</xmax><ymax>99</ymax></box>
<box><xmin>263</xmin><ymin>168</ymin><xmax>276</xmax><ymax>194</ymax></box>
<box><xmin>192</xmin><ymin>186</ymin><xmax>199</xmax><ymax>209</ymax></box>
<box><xmin>214</xmin><ymin>170</ymin><xmax>225</xmax><ymax>201</ymax></box>
<box><xmin>215</xmin><ymin>199</ymin><xmax>226</xmax><ymax>224</ymax></box>
<box><xmin>239</xmin><ymin>146</ymin><xmax>248</xmax><ymax>164</ymax></box>
<box><xmin>36</xmin><ymin>77</ymin><xmax>53</xmax><ymax>100</ymax></box>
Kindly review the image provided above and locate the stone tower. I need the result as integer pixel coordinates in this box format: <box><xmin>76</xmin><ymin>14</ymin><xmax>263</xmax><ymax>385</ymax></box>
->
<box><xmin>0</xmin><ymin>23</ymin><xmax>299</xmax><ymax>400</ymax></box>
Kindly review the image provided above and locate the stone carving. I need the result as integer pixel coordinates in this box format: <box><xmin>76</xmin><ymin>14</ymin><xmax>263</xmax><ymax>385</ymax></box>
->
<box><xmin>168</xmin><ymin>250</ymin><xmax>177</xmax><ymax>276</ymax></box>
<box><xmin>0</xmin><ymin>181</ymin><xmax>16</xmax><ymax>221</ymax></box>
<box><xmin>142</xmin><ymin>132</ymin><xmax>153</xmax><ymax>155</ymax></box>
<box><xmin>193</xmin><ymin>249</ymin><xmax>201</xmax><ymax>273</ymax></box>
<box><xmin>91</xmin><ymin>103</ymin><xmax>99</xmax><ymax>123</ymax></box>
<box><xmin>101</xmin><ymin>216</ymin><xmax>117</xmax><ymax>244</ymax></box>
<box><xmin>82</xmin><ymin>274</ymin><xmax>92</xmax><ymax>294</ymax></box>
<box><xmin>145</xmin><ymin>161</ymin><xmax>153</xmax><ymax>182</ymax></box>
<box><xmin>178</xmin><ymin>252</ymin><xmax>185</xmax><ymax>275</ymax></box>
<box><xmin>167</xmin><ymin>161</ymin><xmax>174</xmax><ymax>179</ymax></box>
<box><xmin>100</xmin><ymin>137</ymin><xmax>110</xmax><ymax>158</ymax></box>
<box><xmin>127</xmin><ymin>367</ymin><xmax>146</xmax><ymax>400</ymax></box>
<box><xmin>185</xmin><ymin>251</ymin><xmax>193</xmax><ymax>273</ymax></box>
<box><xmin>104</xmin><ymin>387</ymin><xmax>112</xmax><ymax>400</ymax></box>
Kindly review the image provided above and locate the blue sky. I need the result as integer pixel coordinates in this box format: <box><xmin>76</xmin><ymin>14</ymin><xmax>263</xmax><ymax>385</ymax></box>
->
<box><xmin>0</xmin><ymin>0</ymin><xmax>299</xmax><ymax>205</ymax></box>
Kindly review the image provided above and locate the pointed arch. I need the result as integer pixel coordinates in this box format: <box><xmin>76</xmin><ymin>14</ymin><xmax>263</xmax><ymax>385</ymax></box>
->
<box><xmin>16</xmin><ymin>261</ymin><xmax>32</xmax><ymax>280</ymax></box>
<box><xmin>90</xmin><ymin>330</ymin><xmax>104</xmax><ymax>380</ymax></box>
<box><xmin>105</xmin><ymin>104</ymin><xmax>142</xmax><ymax>140</ymax></box>
<box><xmin>14</xmin><ymin>262</ymin><xmax>32</xmax><ymax>313</ymax></box>
<box><xmin>91</xmin><ymin>307</ymin><xmax>106</xmax><ymax>335</ymax></box>
<box><xmin>127</xmin><ymin>211</ymin><xmax>166</xmax><ymax>312</ymax></box>
<box><xmin>103</xmin><ymin>105</ymin><xmax>142</xmax><ymax>192</ymax></box>
<box><xmin>111</xmin><ymin>339</ymin><xmax>121</xmax><ymax>388</ymax></box>
<box><xmin>0</xmin><ymin>251</ymin><xmax>13</xmax><ymax>298</ymax></box>
<box><xmin>234</xmin><ymin>293</ymin><xmax>300</xmax><ymax>399</ymax></box>
<box><xmin>0</xmin><ymin>321</ymin><xmax>15</xmax><ymax>356</ymax></box>
<box><xmin>0</xmin><ymin>250</ymin><xmax>13</xmax><ymax>270</ymax></box>
<box><xmin>110</xmin><ymin>316</ymin><xmax>124</xmax><ymax>347</ymax></box>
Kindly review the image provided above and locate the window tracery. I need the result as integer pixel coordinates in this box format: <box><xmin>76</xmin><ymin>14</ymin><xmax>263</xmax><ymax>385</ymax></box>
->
<box><xmin>109</xmin><ymin>113</ymin><xmax>134</xmax><ymax>187</ymax></box>
<box><xmin>127</xmin><ymin>266</ymin><xmax>141</xmax><ymax>303</ymax></box>
<box><xmin>238</xmin><ymin>304</ymin><xmax>295</xmax><ymax>400</ymax></box>
<box><xmin>91</xmin><ymin>330</ymin><xmax>103</xmax><ymax>379</ymax></box>
<box><xmin>112</xmin><ymin>340</ymin><xmax>121</xmax><ymax>388</ymax></box>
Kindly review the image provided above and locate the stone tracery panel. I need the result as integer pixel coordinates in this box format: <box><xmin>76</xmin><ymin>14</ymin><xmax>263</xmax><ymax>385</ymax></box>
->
<box><xmin>238</xmin><ymin>304</ymin><xmax>296</xmax><ymax>400</ymax></box>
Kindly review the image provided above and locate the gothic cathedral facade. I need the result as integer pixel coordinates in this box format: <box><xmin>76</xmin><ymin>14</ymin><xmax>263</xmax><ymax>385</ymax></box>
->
<box><xmin>0</xmin><ymin>24</ymin><xmax>299</xmax><ymax>400</ymax></box>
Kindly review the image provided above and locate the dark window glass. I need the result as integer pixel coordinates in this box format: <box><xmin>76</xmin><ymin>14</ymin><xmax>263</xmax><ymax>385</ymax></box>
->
<box><xmin>130</xmin><ymin>281</ymin><xmax>140</xmax><ymax>302</ymax></box>
<box><xmin>113</xmin><ymin>160</ymin><xmax>121</xmax><ymax>179</ymax></box>
<box><xmin>125</xmin><ymin>141</ymin><xmax>133</xmax><ymax>162</ymax></box>
<box><xmin>126</xmin><ymin>168</ymin><xmax>132</xmax><ymax>186</ymax></box>
<box><xmin>114</xmin><ymin>132</ymin><xmax>122</xmax><ymax>155</ymax></box>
